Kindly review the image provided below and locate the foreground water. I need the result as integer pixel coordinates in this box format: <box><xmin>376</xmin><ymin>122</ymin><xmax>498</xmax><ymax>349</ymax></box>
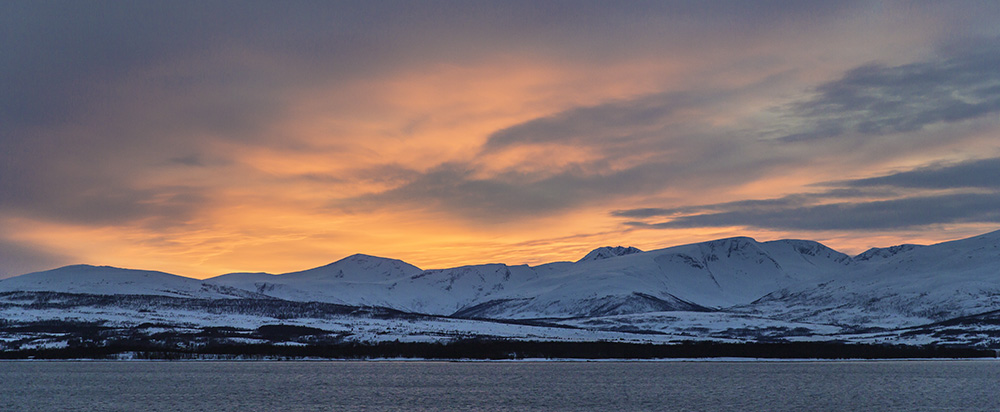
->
<box><xmin>1</xmin><ymin>360</ymin><xmax>997</xmax><ymax>411</ymax></box>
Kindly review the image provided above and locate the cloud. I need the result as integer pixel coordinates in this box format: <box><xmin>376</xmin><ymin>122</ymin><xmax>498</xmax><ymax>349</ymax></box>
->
<box><xmin>596</xmin><ymin>39</ymin><xmax>1000</xmax><ymax>235</ymax></box>
<box><xmin>627</xmin><ymin>193</ymin><xmax>1000</xmax><ymax>231</ymax></box>
<box><xmin>842</xmin><ymin>157</ymin><xmax>1000</xmax><ymax>189</ymax></box>
<box><xmin>340</xmin><ymin>114</ymin><xmax>784</xmax><ymax>222</ymax></box>
<box><xmin>779</xmin><ymin>39</ymin><xmax>1000</xmax><ymax>142</ymax></box>
<box><xmin>339</xmin><ymin>162</ymin><xmax>666</xmax><ymax>221</ymax></box>
<box><xmin>613</xmin><ymin>195</ymin><xmax>814</xmax><ymax>219</ymax></box>
<box><xmin>0</xmin><ymin>173</ymin><xmax>206</xmax><ymax>229</ymax></box>
<box><xmin>482</xmin><ymin>90</ymin><xmax>733</xmax><ymax>152</ymax></box>
<box><xmin>619</xmin><ymin>157</ymin><xmax>1000</xmax><ymax>232</ymax></box>
<box><xmin>169</xmin><ymin>155</ymin><xmax>207</xmax><ymax>167</ymax></box>
<box><xmin>0</xmin><ymin>237</ymin><xmax>70</xmax><ymax>278</ymax></box>
<box><xmin>3</xmin><ymin>1</ymin><xmax>792</xmax><ymax>231</ymax></box>
<box><xmin>3</xmin><ymin>1</ymin><xmax>967</xmax><ymax>230</ymax></box>
<box><xmin>2</xmin><ymin>1</ymin><xmax>999</xmax><ymax>277</ymax></box>
<box><xmin>339</xmin><ymin>37</ymin><xmax>1000</xmax><ymax>224</ymax></box>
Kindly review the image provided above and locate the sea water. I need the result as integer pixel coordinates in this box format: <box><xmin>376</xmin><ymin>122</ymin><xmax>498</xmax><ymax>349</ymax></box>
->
<box><xmin>1</xmin><ymin>360</ymin><xmax>997</xmax><ymax>411</ymax></box>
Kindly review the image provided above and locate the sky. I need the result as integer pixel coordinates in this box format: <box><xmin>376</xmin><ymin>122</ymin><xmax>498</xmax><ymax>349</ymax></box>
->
<box><xmin>2</xmin><ymin>1</ymin><xmax>1000</xmax><ymax>279</ymax></box>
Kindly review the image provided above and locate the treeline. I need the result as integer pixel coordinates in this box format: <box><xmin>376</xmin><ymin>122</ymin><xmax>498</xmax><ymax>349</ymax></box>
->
<box><xmin>2</xmin><ymin>339</ymin><xmax>994</xmax><ymax>360</ymax></box>
<box><xmin>0</xmin><ymin>291</ymin><xmax>424</xmax><ymax>320</ymax></box>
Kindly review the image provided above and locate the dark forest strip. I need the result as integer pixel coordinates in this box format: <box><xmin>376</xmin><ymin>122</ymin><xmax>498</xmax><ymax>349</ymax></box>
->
<box><xmin>2</xmin><ymin>340</ymin><xmax>994</xmax><ymax>360</ymax></box>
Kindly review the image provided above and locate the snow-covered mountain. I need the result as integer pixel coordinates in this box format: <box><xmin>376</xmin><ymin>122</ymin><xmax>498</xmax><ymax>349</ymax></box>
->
<box><xmin>0</xmin><ymin>265</ymin><xmax>261</xmax><ymax>299</ymax></box>
<box><xmin>747</xmin><ymin>230</ymin><xmax>1000</xmax><ymax>328</ymax></box>
<box><xmin>207</xmin><ymin>254</ymin><xmax>544</xmax><ymax>314</ymax></box>
<box><xmin>853</xmin><ymin>244</ymin><xmax>925</xmax><ymax>262</ymax></box>
<box><xmin>207</xmin><ymin>254</ymin><xmax>423</xmax><ymax>305</ymax></box>
<box><xmin>452</xmin><ymin>237</ymin><xmax>852</xmax><ymax>319</ymax></box>
<box><xmin>201</xmin><ymin>238</ymin><xmax>854</xmax><ymax>319</ymax></box>
<box><xmin>278</xmin><ymin>254</ymin><xmax>423</xmax><ymax>282</ymax></box>
<box><xmin>3</xmin><ymin>230</ymin><xmax>1000</xmax><ymax>349</ymax></box>
<box><xmin>577</xmin><ymin>246</ymin><xmax>643</xmax><ymax>262</ymax></box>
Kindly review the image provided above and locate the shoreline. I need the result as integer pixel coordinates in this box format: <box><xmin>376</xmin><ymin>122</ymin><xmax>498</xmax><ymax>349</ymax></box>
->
<box><xmin>2</xmin><ymin>357</ymin><xmax>998</xmax><ymax>363</ymax></box>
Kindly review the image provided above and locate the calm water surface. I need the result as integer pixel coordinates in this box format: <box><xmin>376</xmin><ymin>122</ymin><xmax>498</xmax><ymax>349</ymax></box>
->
<box><xmin>1</xmin><ymin>360</ymin><xmax>997</xmax><ymax>411</ymax></box>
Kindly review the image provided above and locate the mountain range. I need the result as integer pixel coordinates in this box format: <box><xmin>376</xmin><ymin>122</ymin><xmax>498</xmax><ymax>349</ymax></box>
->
<box><xmin>2</xmin><ymin>230</ymin><xmax>999</xmax><ymax>353</ymax></box>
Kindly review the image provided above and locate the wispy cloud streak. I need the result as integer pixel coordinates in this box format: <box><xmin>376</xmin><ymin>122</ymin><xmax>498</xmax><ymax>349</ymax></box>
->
<box><xmin>618</xmin><ymin>157</ymin><xmax>1000</xmax><ymax>231</ymax></box>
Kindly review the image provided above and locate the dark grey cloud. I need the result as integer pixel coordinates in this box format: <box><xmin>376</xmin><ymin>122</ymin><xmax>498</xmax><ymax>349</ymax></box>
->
<box><xmin>483</xmin><ymin>90</ymin><xmax>733</xmax><ymax>152</ymax></box>
<box><xmin>0</xmin><ymin>165</ymin><xmax>206</xmax><ymax>228</ymax></box>
<box><xmin>341</xmin><ymin>162</ymin><xmax>669</xmax><ymax>221</ymax></box>
<box><xmin>613</xmin><ymin>188</ymin><xmax>898</xmax><ymax>219</ymax></box>
<box><xmin>334</xmin><ymin>68</ymin><xmax>799</xmax><ymax>220</ymax></box>
<box><xmin>0</xmin><ymin>237</ymin><xmax>70</xmax><ymax>278</ymax></box>
<box><xmin>1</xmin><ymin>1</ymin><xmax>858</xmax><ymax>231</ymax></box>
<box><xmin>341</xmin><ymin>144</ymin><xmax>785</xmax><ymax>222</ymax></box>
<box><xmin>340</xmin><ymin>37</ymin><xmax>1000</xmax><ymax>223</ymax></box>
<box><xmin>842</xmin><ymin>157</ymin><xmax>1000</xmax><ymax>189</ymax></box>
<box><xmin>613</xmin><ymin>195</ymin><xmax>813</xmax><ymax>219</ymax></box>
<box><xmin>627</xmin><ymin>193</ymin><xmax>1000</xmax><ymax>231</ymax></box>
<box><xmin>0</xmin><ymin>2</ymin><xmax>293</xmax><ymax>228</ymax></box>
<box><xmin>1</xmin><ymin>2</ymin><xmax>229</xmax><ymax>130</ymax></box>
<box><xmin>169</xmin><ymin>155</ymin><xmax>207</xmax><ymax>167</ymax></box>
<box><xmin>780</xmin><ymin>39</ymin><xmax>1000</xmax><ymax>142</ymax></box>
<box><xmin>0</xmin><ymin>1</ymin><xmax>870</xmax><ymax>134</ymax></box>
<box><xmin>596</xmin><ymin>37</ymin><xmax>1000</xmax><ymax>233</ymax></box>
<box><xmin>619</xmin><ymin>157</ymin><xmax>1000</xmax><ymax>232</ymax></box>
<box><xmin>611</xmin><ymin>208</ymin><xmax>679</xmax><ymax>219</ymax></box>
<box><xmin>0</xmin><ymin>107</ymin><xmax>213</xmax><ymax>227</ymax></box>
<box><xmin>2</xmin><ymin>0</ymin><xmax>998</xmax><ymax>279</ymax></box>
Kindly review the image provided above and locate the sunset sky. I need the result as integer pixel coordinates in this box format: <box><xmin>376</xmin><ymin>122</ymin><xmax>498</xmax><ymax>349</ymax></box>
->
<box><xmin>2</xmin><ymin>1</ymin><xmax>1000</xmax><ymax>278</ymax></box>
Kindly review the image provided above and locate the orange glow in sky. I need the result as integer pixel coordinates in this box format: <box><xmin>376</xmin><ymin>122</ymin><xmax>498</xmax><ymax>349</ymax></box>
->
<box><xmin>2</xmin><ymin>3</ymin><xmax>1000</xmax><ymax>278</ymax></box>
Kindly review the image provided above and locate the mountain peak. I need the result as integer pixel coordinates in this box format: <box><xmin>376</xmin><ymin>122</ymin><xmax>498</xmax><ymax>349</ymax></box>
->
<box><xmin>577</xmin><ymin>246</ymin><xmax>643</xmax><ymax>262</ymax></box>
<box><xmin>340</xmin><ymin>253</ymin><xmax>386</xmax><ymax>260</ymax></box>
<box><xmin>26</xmin><ymin>264</ymin><xmax>174</xmax><ymax>277</ymax></box>
<box><xmin>282</xmin><ymin>253</ymin><xmax>422</xmax><ymax>281</ymax></box>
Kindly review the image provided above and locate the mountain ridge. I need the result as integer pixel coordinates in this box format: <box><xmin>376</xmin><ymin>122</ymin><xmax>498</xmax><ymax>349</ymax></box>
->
<box><xmin>3</xmin><ymin>229</ymin><xmax>999</xmax><ymax>327</ymax></box>
<box><xmin>0</xmin><ymin>264</ymin><xmax>264</xmax><ymax>299</ymax></box>
<box><xmin>3</xmin><ymin>229</ymin><xmax>1000</xmax><ymax>351</ymax></box>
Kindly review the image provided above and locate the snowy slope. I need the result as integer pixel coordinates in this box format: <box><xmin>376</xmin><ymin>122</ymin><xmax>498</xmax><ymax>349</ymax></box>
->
<box><xmin>451</xmin><ymin>237</ymin><xmax>853</xmax><ymax>319</ymax></box>
<box><xmin>9</xmin><ymin>230</ymin><xmax>1000</xmax><ymax>339</ymax></box>
<box><xmin>748</xmin><ymin>230</ymin><xmax>1000</xmax><ymax>328</ymax></box>
<box><xmin>0</xmin><ymin>265</ymin><xmax>259</xmax><ymax>299</ymax></box>
<box><xmin>205</xmin><ymin>238</ymin><xmax>853</xmax><ymax>319</ymax></box>
<box><xmin>576</xmin><ymin>246</ymin><xmax>643</xmax><ymax>262</ymax></box>
<box><xmin>6</xmin><ymin>237</ymin><xmax>857</xmax><ymax>320</ymax></box>
<box><xmin>207</xmin><ymin>255</ymin><xmax>543</xmax><ymax>315</ymax></box>
<box><xmin>207</xmin><ymin>254</ymin><xmax>422</xmax><ymax>305</ymax></box>
<box><xmin>279</xmin><ymin>254</ymin><xmax>423</xmax><ymax>282</ymax></box>
<box><xmin>853</xmin><ymin>244</ymin><xmax>925</xmax><ymax>262</ymax></box>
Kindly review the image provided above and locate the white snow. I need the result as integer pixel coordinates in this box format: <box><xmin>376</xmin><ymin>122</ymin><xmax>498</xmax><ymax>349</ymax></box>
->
<box><xmin>0</xmin><ymin>265</ymin><xmax>259</xmax><ymax>299</ymax></box>
<box><xmin>3</xmin><ymin>229</ymin><xmax>1000</xmax><ymax>346</ymax></box>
